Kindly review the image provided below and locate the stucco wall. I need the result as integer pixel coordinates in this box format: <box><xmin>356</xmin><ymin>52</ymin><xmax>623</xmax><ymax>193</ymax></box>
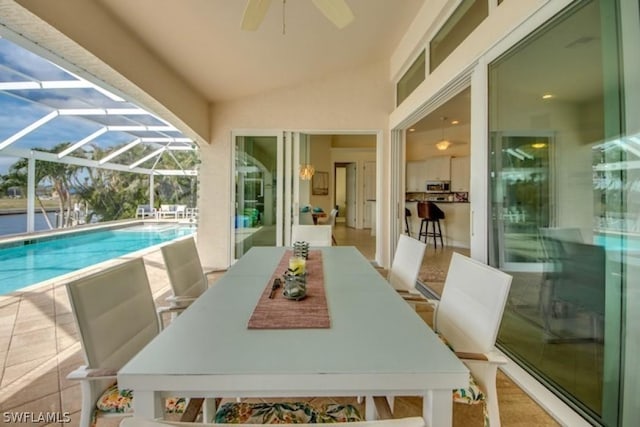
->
<box><xmin>199</xmin><ymin>60</ymin><xmax>392</xmax><ymax>269</ymax></box>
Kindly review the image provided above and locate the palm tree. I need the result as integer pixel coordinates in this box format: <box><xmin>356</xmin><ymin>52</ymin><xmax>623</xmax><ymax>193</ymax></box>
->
<box><xmin>4</xmin><ymin>143</ymin><xmax>85</xmax><ymax>228</ymax></box>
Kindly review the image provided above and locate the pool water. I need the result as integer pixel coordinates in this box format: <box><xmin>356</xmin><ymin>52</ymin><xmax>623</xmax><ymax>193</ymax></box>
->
<box><xmin>0</xmin><ymin>223</ymin><xmax>195</xmax><ymax>294</ymax></box>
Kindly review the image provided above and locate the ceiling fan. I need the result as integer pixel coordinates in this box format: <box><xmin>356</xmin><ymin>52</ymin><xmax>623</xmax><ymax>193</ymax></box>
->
<box><xmin>241</xmin><ymin>0</ymin><xmax>355</xmax><ymax>31</ymax></box>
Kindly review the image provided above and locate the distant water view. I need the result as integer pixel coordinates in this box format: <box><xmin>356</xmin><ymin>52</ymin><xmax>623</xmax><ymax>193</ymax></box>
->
<box><xmin>0</xmin><ymin>212</ymin><xmax>58</xmax><ymax>236</ymax></box>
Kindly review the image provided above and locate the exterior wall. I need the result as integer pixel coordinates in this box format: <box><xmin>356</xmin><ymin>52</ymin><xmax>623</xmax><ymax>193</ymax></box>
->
<box><xmin>390</xmin><ymin>0</ymin><xmax>549</xmax><ymax>128</ymax></box>
<box><xmin>199</xmin><ymin>60</ymin><xmax>392</xmax><ymax>269</ymax></box>
<box><xmin>388</xmin><ymin>0</ymin><xmax>610</xmax><ymax>425</ymax></box>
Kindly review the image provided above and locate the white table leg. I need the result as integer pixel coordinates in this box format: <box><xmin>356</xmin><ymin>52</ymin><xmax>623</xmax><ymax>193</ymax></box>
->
<box><xmin>423</xmin><ymin>390</ymin><xmax>453</xmax><ymax>427</ymax></box>
<box><xmin>133</xmin><ymin>390</ymin><xmax>163</xmax><ymax>419</ymax></box>
<box><xmin>202</xmin><ymin>398</ymin><xmax>219</xmax><ymax>423</ymax></box>
<box><xmin>364</xmin><ymin>396</ymin><xmax>376</xmax><ymax>420</ymax></box>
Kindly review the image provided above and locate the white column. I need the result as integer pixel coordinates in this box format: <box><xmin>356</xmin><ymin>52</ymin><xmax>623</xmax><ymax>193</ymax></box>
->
<box><xmin>149</xmin><ymin>173</ymin><xmax>155</xmax><ymax>207</ymax></box>
<box><xmin>27</xmin><ymin>157</ymin><xmax>36</xmax><ymax>233</ymax></box>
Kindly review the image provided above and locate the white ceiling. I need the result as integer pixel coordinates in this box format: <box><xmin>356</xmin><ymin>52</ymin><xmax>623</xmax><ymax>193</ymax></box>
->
<box><xmin>97</xmin><ymin>0</ymin><xmax>424</xmax><ymax>102</ymax></box>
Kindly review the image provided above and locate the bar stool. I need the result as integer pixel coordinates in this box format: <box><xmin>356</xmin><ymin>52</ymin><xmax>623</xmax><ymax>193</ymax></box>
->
<box><xmin>417</xmin><ymin>201</ymin><xmax>444</xmax><ymax>249</ymax></box>
<box><xmin>404</xmin><ymin>208</ymin><xmax>411</xmax><ymax>237</ymax></box>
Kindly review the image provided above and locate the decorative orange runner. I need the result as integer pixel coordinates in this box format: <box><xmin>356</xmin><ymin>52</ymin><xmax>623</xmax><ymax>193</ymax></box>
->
<box><xmin>247</xmin><ymin>250</ymin><xmax>330</xmax><ymax>329</ymax></box>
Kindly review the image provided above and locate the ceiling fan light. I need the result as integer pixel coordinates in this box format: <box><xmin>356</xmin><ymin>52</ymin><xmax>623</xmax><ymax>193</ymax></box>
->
<box><xmin>436</xmin><ymin>140</ymin><xmax>451</xmax><ymax>151</ymax></box>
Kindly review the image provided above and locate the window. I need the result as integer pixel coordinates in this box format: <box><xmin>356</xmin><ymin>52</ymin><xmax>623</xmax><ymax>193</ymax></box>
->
<box><xmin>396</xmin><ymin>50</ymin><xmax>425</xmax><ymax>106</ymax></box>
<box><xmin>429</xmin><ymin>0</ymin><xmax>488</xmax><ymax>72</ymax></box>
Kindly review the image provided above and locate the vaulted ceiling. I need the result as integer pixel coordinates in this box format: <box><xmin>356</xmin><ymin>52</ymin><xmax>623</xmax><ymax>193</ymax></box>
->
<box><xmin>96</xmin><ymin>0</ymin><xmax>424</xmax><ymax>102</ymax></box>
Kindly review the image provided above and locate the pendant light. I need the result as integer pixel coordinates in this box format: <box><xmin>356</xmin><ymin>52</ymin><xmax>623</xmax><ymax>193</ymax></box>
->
<box><xmin>299</xmin><ymin>138</ymin><xmax>315</xmax><ymax>180</ymax></box>
<box><xmin>436</xmin><ymin>117</ymin><xmax>451</xmax><ymax>151</ymax></box>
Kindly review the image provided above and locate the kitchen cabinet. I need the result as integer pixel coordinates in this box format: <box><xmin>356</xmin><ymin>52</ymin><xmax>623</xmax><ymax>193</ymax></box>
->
<box><xmin>450</xmin><ymin>156</ymin><xmax>470</xmax><ymax>192</ymax></box>
<box><xmin>424</xmin><ymin>156</ymin><xmax>450</xmax><ymax>181</ymax></box>
<box><xmin>406</xmin><ymin>160</ymin><xmax>427</xmax><ymax>192</ymax></box>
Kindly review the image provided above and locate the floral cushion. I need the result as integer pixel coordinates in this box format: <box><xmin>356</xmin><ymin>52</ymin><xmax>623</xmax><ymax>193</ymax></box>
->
<box><xmin>434</xmin><ymin>332</ymin><xmax>486</xmax><ymax>405</ymax></box>
<box><xmin>96</xmin><ymin>383</ymin><xmax>134</xmax><ymax>413</ymax></box>
<box><xmin>316</xmin><ymin>404</ymin><xmax>363</xmax><ymax>423</ymax></box>
<box><xmin>95</xmin><ymin>382</ymin><xmax>187</xmax><ymax>414</ymax></box>
<box><xmin>214</xmin><ymin>402</ymin><xmax>363</xmax><ymax>424</ymax></box>
<box><xmin>452</xmin><ymin>374</ymin><xmax>485</xmax><ymax>405</ymax></box>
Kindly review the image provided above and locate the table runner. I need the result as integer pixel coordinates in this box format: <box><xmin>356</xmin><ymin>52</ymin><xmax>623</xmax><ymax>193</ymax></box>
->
<box><xmin>248</xmin><ymin>250</ymin><xmax>330</xmax><ymax>329</ymax></box>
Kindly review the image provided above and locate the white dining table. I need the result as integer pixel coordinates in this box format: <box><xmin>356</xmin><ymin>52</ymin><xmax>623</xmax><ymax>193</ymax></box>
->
<box><xmin>118</xmin><ymin>246</ymin><xmax>468</xmax><ymax>427</ymax></box>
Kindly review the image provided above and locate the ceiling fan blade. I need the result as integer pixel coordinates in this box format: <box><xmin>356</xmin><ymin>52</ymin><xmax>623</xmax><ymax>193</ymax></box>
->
<box><xmin>311</xmin><ymin>0</ymin><xmax>354</xmax><ymax>29</ymax></box>
<box><xmin>241</xmin><ymin>0</ymin><xmax>273</xmax><ymax>31</ymax></box>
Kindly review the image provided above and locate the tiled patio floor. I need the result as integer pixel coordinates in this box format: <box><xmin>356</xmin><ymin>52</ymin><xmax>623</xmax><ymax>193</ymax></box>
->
<box><xmin>0</xmin><ymin>249</ymin><xmax>188</xmax><ymax>427</ymax></box>
<box><xmin>0</xmin><ymin>234</ymin><xmax>559</xmax><ymax>427</ymax></box>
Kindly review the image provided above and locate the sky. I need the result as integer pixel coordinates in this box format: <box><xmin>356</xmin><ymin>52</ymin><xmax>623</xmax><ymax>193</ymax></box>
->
<box><xmin>0</xmin><ymin>37</ymin><xmax>189</xmax><ymax>176</ymax></box>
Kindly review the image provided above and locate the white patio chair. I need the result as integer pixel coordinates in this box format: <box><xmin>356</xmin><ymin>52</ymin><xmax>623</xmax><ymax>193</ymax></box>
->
<box><xmin>159</xmin><ymin>236</ymin><xmax>208</xmax><ymax>327</ymax></box>
<box><xmin>378</xmin><ymin>253</ymin><xmax>512</xmax><ymax>427</ymax></box>
<box><xmin>136</xmin><ymin>204</ymin><xmax>156</xmax><ymax>219</ymax></box>
<box><xmin>299</xmin><ymin>211</ymin><xmax>315</xmax><ymax>225</ymax></box>
<box><xmin>320</xmin><ymin>208</ymin><xmax>339</xmax><ymax>245</ymax></box>
<box><xmin>120</xmin><ymin>416</ymin><xmax>425</xmax><ymax>427</ymax></box>
<box><xmin>159</xmin><ymin>204</ymin><xmax>177</xmax><ymax>219</ymax></box>
<box><xmin>387</xmin><ymin>234</ymin><xmax>427</xmax><ymax>300</ymax></box>
<box><xmin>175</xmin><ymin>204</ymin><xmax>188</xmax><ymax>219</ymax></box>
<box><xmin>291</xmin><ymin>224</ymin><xmax>332</xmax><ymax>247</ymax></box>
<box><xmin>65</xmin><ymin>258</ymin><xmax>188</xmax><ymax>427</ymax></box>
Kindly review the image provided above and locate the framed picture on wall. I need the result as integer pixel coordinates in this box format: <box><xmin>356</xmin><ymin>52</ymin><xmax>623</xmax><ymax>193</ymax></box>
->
<box><xmin>312</xmin><ymin>171</ymin><xmax>329</xmax><ymax>195</ymax></box>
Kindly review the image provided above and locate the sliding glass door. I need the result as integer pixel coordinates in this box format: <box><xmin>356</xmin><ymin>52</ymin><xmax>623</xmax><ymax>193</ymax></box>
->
<box><xmin>233</xmin><ymin>134</ymin><xmax>283</xmax><ymax>259</ymax></box>
<box><xmin>232</xmin><ymin>131</ymin><xmax>308</xmax><ymax>260</ymax></box>
<box><xmin>488</xmin><ymin>1</ymin><xmax>626</xmax><ymax>424</ymax></box>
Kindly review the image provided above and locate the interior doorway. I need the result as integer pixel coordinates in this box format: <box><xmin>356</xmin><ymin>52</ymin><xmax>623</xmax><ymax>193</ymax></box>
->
<box><xmin>334</xmin><ymin>162</ymin><xmax>356</xmax><ymax>227</ymax></box>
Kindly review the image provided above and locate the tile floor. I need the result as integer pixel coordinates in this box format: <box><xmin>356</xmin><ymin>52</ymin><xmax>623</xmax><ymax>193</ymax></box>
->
<box><xmin>0</xmin><ymin>227</ymin><xmax>558</xmax><ymax>426</ymax></box>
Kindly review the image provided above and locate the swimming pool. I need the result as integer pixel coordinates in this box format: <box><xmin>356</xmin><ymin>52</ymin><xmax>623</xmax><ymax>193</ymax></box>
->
<box><xmin>0</xmin><ymin>223</ymin><xmax>195</xmax><ymax>294</ymax></box>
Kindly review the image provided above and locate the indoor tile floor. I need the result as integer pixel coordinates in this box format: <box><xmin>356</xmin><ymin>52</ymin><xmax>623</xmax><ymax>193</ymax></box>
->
<box><xmin>0</xmin><ymin>226</ymin><xmax>559</xmax><ymax>426</ymax></box>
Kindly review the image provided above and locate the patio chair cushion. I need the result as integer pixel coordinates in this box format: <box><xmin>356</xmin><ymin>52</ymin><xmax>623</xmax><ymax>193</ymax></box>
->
<box><xmin>435</xmin><ymin>333</ymin><xmax>486</xmax><ymax>405</ymax></box>
<box><xmin>95</xmin><ymin>382</ymin><xmax>187</xmax><ymax>414</ymax></box>
<box><xmin>214</xmin><ymin>402</ymin><xmax>363</xmax><ymax>424</ymax></box>
<box><xmin>95</xmin><ymin>383</ymin><xmax>134</xmax><ymax>413</ymax></box>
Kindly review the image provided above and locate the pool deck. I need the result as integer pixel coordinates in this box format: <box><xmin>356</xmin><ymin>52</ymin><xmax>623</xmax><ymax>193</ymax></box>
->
<box><xmin>0</xmin><ymin>248</ymin><xmax>220</xmax><ymax>427</ymax></box>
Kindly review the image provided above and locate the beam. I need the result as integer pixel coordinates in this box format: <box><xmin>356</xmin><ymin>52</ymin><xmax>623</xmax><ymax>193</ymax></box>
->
<box><xmin>2</xmin><ymin>147</ymin><xmax>193</xmax><ymax>176</ymax></box>
<box><xmin>98</xmin><ymin>138</ymin><xmax>141</xmax><ymax>164</ymax></box>
<box><xmin>27</xmin><ymin>157</ymin><xmax>35</xmax><ymax>233</ymax></box>
<box><xmin>0</xmin><ymin>110</ymin><xmax>59</xmax><ymax>150</ymax></box>
<box><xmin>129</xmin><ymin>147</ymin><xmax>165</xmax><ymax>169</ymax></box>
<box><xmin>0</xmin><ymin>80</ymin><xmax>93</xmax><ymax>90</ymax></box>
<box><xmin>58</xmin><ymin>127</ymin><xmax>108</xmax><ymax>158</ymax></box>
<box><xmin>1</xmin><ymin>147</ymin><xmax>154</xmax><ymax>174</ymax></box>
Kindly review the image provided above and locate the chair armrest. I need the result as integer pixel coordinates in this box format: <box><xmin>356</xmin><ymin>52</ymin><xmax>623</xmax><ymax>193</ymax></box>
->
<box><xmin>157</xmin><ymin>305</ymin><xmax>187</xmax><ymax>314</ymax></box>
<box><xmin>67</xmin><ymin>366</ymin><xmax>118</xmax><ymax>381</ymax></box>
<box><xmin>396</xmin><ymin>291</ymin><xmax>438</xmax><ymax>307</ymax></box>
<box><xmin>456</xmin><ymin>351</ymin><xmax>508</xmax><ymax>364</ymax></box>
<box><xmin>454</xmin><ymin>352</ymin><xmax>488</xmax><ymax>361</ymax></box>
<box><xmin>165</xmin><ymin>295</ymin><xmax>197</xmax><ymax>305</ymax></box>
<box><xmin>156</xmin><ymin>305</ymin><xmax>188</xmax><ymax>329</ymax></box>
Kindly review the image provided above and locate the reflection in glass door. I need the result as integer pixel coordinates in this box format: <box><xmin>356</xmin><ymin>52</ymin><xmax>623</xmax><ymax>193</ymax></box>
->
<box><xmin>234</xmin><ymin>135</ymin><xmax>282</xmax><ymax>259</ymax></box>
<box><xmin>488</xmin><ymin>1</ymin><xmax>625</xmax><ymax>424</ymax></box>
<box><xmin>490</xmin><ymin>133</ymin><xmax>552</xmax><ymax>270</ymax></box>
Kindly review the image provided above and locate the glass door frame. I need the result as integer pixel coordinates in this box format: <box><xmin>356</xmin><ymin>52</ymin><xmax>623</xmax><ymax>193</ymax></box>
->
<box><xmin>230</xmin><ymin>130</ymin><xmax>285</xmax><ymax>263</ymax></box>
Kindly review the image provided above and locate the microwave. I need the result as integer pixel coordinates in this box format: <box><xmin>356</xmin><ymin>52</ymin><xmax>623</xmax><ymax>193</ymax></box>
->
<box><xmin>425</xmin><ymin>180</ymin><xmax>450</xmax><ymax>193</ymax></box>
